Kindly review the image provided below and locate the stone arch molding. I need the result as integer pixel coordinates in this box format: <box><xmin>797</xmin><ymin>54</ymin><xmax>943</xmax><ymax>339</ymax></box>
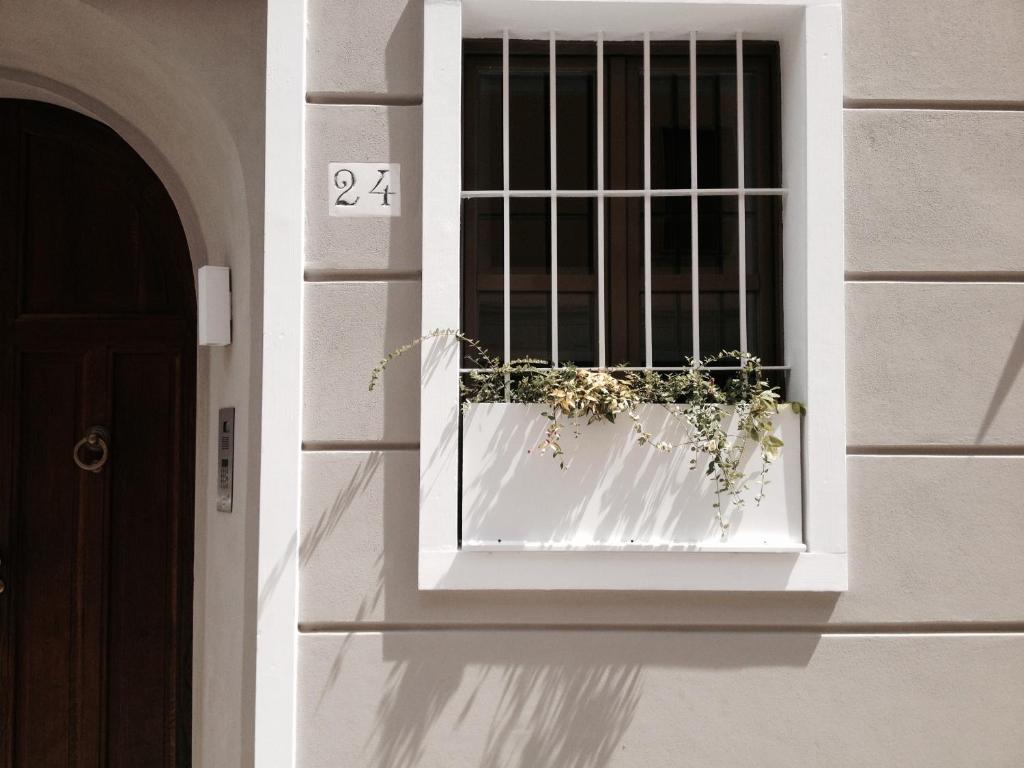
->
<box><xmin>0</xmin><ymin>0</ymin><xmax>252</xmax><ymax>273</ymax></box>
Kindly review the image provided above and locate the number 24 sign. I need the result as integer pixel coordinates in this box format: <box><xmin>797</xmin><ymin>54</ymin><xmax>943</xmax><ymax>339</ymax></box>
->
<box><xmin>328</xmin><ymin>163</ymin><xmax>401</xmax><ymax>217</ymax></box>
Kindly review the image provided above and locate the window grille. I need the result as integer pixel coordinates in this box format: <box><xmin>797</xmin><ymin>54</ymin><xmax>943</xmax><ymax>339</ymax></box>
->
<box><xmin>461</xmin><ymin>32</ymin><xmax>787</xmax><ymax>378</ymax></box>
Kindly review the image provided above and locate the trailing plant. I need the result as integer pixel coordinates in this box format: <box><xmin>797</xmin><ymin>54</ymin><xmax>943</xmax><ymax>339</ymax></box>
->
<box><xmin>369</xmin><ymin>329</ymin><xmax>803</xmax><ymax>536</ymax></box>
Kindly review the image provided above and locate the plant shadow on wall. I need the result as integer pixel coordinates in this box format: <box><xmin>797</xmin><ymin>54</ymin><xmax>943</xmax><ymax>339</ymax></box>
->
<box><xmin>369</xmin><ymin>635</ymin><xmax>642</xmax><ymax>768</ymax></box>
<box><xmin>339</xmin><ymin>631</ymin><xmax>822</xmax><ymax>768</ymax></box>
<box><xmin>975</xmin><ymin>318</ymin><xmax>1024</xmax><ymax>443</ymax></box>
<box><xmin>300</xmin><ymin>450</ymin><xmax>389</xmax><ymax>623</ymax></box>
<box><xmin>300</xmin><ymin>452</ymin><xmax>383</xmax><ymax>568</ymax></box>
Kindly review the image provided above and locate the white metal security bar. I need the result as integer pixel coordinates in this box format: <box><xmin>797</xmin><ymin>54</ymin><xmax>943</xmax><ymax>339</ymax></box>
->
<box><xmin>501</xmin><ymin>31</ymin><xmax>511</xmax><ymax>370</ymax></box>
<box><xmin>643</xmin><ymin>33</ymin><xmax>653</xmax><ymax>367</ymax></box>
<box><xmin>549</xmin><ymin>32</ymin><xmax>559</xmax><ymax>366</ymax></box>
<box><xmin>688</xmin><ymin>31</ymin><xmax>700</xmax><ymax>361</ymax></box>
<box><xmin>736</xmin><ymin>32</ymin><xmax>748</xmax><ymax>355</ymax></box>
<box><xmin>596</xmin><ymin>32</ymin><xmax>606</xmax><ymax>367</ymax></box>
<box><xmin>472</xmin><ymin>31</ymin><xmax>788</xmax><ymax>369</ymax></box>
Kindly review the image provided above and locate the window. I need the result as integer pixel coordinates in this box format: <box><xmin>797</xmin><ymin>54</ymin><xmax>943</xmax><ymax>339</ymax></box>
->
<box><xmin>420</xmin><ymin>0</ymin><xmax>847</xmax><ymax>591</ymax></box>
<box><xmin>461</xmin><ymin>38</ymin><xmax>783</xmax><ymax>373</ymax></box>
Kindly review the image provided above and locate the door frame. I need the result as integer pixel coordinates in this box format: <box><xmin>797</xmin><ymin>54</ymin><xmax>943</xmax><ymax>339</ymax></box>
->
<box><xmin>253</xmin><ymin>1</ymin><xmax>304</xmax><ymax>766</ymax></box>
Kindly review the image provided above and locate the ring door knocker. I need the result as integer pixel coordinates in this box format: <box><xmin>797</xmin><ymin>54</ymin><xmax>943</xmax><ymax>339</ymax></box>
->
<box><xmin>73</xmin><ymin>426</ymin><xmax>111</xmax><ymax>474</ymax></box>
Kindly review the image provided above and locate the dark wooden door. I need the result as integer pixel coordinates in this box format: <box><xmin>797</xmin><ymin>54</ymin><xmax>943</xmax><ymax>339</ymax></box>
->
<box><xmin>0</xmin><ymin>100</ymin><xmax>195</xmax><ymax>767</ymax></box>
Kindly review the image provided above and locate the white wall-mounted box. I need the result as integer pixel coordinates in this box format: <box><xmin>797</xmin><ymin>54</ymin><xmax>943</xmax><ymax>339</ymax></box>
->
<box><xmin>198</xmin><ymin>265</ymin><xmax>231</xmax><ymax>346</ymax></box>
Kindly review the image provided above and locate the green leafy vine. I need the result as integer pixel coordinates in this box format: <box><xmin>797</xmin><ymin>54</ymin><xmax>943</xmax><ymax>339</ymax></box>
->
<box><xmin>369</xmin><ymin>329</ymin><xmax>803</xmax><ymax>536</ymax></box>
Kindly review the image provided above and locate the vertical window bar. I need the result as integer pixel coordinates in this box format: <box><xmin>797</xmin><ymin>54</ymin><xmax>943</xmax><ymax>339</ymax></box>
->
<box><xmin>736</xmin><ymin>32</ymin><xmax>748</xmax><ymax>356</ymax></box>
<box><xmin>689</xmin><ymin>31</ymin><xmax>701</xmax><ymax>362</ymax></box>
<box><xmin>502</xmin><ymin>32</ymin><xmax>511</xmax><ymax>395</ymax></box>
<box><xmin>596</xmin><ymin>33</ymin><xmax>606</xmax><ymax>368</ymax></box>
<box><xmin>549</xmin><ymin>32</ymin><xmax>559</xmax><ymax>366</ymax></box>
<box><xmin>643</xmin><ymin>33</ymin><xmax>653</xmax><ymax>368</ymax></box>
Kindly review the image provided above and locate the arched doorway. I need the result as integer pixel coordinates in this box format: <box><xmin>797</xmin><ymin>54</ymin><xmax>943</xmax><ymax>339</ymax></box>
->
<box><xmin>0</xmin><ymin>100</ymin><xmax>195</xmax><ymax>766</ymax></box>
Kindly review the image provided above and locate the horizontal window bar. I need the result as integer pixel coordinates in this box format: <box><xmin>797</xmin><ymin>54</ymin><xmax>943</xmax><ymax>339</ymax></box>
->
<box><xmin>461</xmin><ymin>188</ymin><xmax>787</xmax><ymax>198</ymax></box>
<box><xmin>460</xmin><ymin>366</ymin><xmax>791</xmax><ymax>372</ymax></box>
<box><xmin>475</xmin><ymin>277</ymin><xmax>765</xmax><ymax>291</ymax></box>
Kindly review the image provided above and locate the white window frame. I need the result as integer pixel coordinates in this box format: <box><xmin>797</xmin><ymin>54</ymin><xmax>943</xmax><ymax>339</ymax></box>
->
<box><xmin>420</xmin><ymin>0</ymin><xmax>846</xmax><ymax>591</ymax></box>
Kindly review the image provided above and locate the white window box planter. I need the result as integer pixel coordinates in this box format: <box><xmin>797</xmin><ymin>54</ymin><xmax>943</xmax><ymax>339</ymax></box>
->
<box><xmin>461</xmin><ymin>403</ymin><xmax>803</xmax><ymax>553</ymax></box>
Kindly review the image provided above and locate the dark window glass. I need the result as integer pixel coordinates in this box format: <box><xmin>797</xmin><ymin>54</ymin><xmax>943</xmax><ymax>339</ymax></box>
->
<box><xmin>652</xmin><ymin>292</ymin><xmax>693</xmax><ymax>366</ymax></box>
<box><xmin>650</xmin><ymin>46</ymin><xmax>692</xmax><ymax>190</ymax></box>
<box><xmin>510</xmin><ymin>197</ymin><xmax>551</xmax><ymax>274</ymax></box>
<box><xmin>742</xmin><ymin>49</ymin><xmax>780</xmax><ymax>188</ymax></box>
<box><xmin>652</xmin><ymin>196</ymin><xmax>692</xmax><ymax>274</ymax></box>
<box><xmin>509</xmin><ymin>293</ymin><xmax>551</xmax><ymax>361</ymax></box>
<box><xmin>743</xmin><ymin>196</ymin><xmax>782</xmax><ymax>357</ymax></box>
<box><xmin>651</xmin><ymin>196</ymin><xmax>694</xmax><ymax>364</ymax></box>
<box><xmin>557</xmin><ymin>198</ymin><xmax>598</xmax><ymax>364</ymax></box>
<box><xmin>557</xmin><ymin>43</ymin><xmax>597</xmax><ymax>190</ymax></box>
<box><xmin>462</xmin><ymin>58</ymin><xmax>503</xmax><ymax>191</ymax></box>
<box><xmin>604</xmin><ymin>42</ymin><xmax>643</xmax><ymax>190</ymax></box>
<box><xmin>462</xmin><ymin>199</ymin><xmax>504</xmax><ymax>361</ymax></box>
<box><xmin>508</xmin><ymin>41</ymin><xmax>551</xmax><ymax>190</ymax></box>
<box><xmin>696</xmin><ymin>45</ymin><xmax>739</xmax><ymax>189</ymax></box>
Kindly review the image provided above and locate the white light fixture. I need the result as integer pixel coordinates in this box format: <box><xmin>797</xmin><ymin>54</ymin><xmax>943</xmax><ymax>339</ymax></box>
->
<box><xmin>198</xmin><ymin>265</ymin><xmax>231</xmax><ymax>346</ymax></box>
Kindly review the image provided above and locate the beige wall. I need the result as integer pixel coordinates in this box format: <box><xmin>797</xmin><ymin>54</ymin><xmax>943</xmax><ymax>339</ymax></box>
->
<box><xmin>0</xmin><ymin>2</ymin><xmax>267</xmax><ymax>766</ymax></box>
<box><xmin>298</xmin><ymin>0</ymin><xmax>1024</xmax><ymax>765</ymax></box>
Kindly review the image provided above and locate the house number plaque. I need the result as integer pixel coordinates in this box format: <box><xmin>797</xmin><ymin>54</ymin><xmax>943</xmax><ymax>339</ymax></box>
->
<box><xmin>327</xmin><ymin>162</ymin><xmax>401</xmax><ymax>217</ymax></box>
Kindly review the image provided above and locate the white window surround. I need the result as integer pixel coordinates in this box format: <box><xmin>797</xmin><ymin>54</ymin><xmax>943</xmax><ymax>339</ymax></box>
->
<box><xmin>421</xmin><ymin>0</ymin><xmax>846</xmax><ymax>591</ymax></box>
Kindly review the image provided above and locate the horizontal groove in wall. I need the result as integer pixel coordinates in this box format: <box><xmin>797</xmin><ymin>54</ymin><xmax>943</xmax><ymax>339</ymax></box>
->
<box><xmin>306</xmin><ymin>92</ymin><xmax>422</xmax><ymax>107</ymax></box>
<box><xmin>844</xmin><ymin>98</ymin><xmax>1024</xmax><ymax>112</ymax></box>
<box><xmin>299</xmin><ymin>621</ymin><xmax>1024</xmax><ymax>635</ymax></box>
<box><xmin>848</xmin><ymin>445</ymin><xmax>1024</xmax><ymax>457</ymax></box>
<box><xmin>305</xmin><ymin>443</ymin><xmax>1021</xmax><ymax>456</ymax></box>
<box><xmin>846</xmin><ymin>271</ymin><xmax>1024</xmax><ymax>284</ymax></box>
<box><xmin>304</xmin><ymin>268</ymin><xmax>422</xmax><ymax>283</ymax></box>
<box><xmin>302</xmin><ymin>444</ymin><xmax>1023</xmax><ymax>456</ymax></box>
<box><xmin>301</xmin><ymin>444</ymin><xmax>1024</xmax><ymax>456</ymax></box>
<box><xmin>309</xmin><ymin>271</ymin><xmax>1024</xmax><ymax>286</ymax></box>
<box><xmin>305</xmin><ymin>269</ymin><xmax>1024</xmax><ymax>284</ymax></box>
<box><xmin>303</xmin><ymin>441</ymin><xmax>419</xmax><ymax>452</ymax></box>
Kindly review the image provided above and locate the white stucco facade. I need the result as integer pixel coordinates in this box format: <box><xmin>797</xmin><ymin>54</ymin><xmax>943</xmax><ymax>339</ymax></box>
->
<box><xmin>3</xmin><ymin>0</ymin><xmax>1023</xmax><ymax>765</ymax></box>
<box><xmin>291</xmin><ymin>0</ymin><xmax>1024</xmax><ymax>765</ymax></box>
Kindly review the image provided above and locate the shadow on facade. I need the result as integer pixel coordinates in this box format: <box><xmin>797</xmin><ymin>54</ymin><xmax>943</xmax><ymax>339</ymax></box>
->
<box><xmin>358</xmin><ymin>630</ymin><xmax>819</xmax><ymax>768</ymax></box>
<box><xmin>975</xmin><ymin>317</ymin><xmax>1024</xmax><ymax>443</ymax></box>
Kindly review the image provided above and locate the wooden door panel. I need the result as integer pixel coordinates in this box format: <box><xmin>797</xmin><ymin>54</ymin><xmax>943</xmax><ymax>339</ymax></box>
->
<box><xmin>12</xmin><ymin>351</ymin><xmax>86</xmax><ymax>766</ymax></box>
<box><xmin>106</xmin><ymin>351</ymin><xmax>180</xmax><ymax>767</ymax></box>
<box><xmin>0</xmin><ymin>99</ymin><xmax>195</xmax><ymax>768</ymax></box>
<box><xmin>16</xmin><ymin>107</ymin><xmax>186</xmax><ymax>318</ymax></box>
<box><xmin>20</xmin><ymin>130</ymin><xmax>132</xmax><ymax>314</ymax></box>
